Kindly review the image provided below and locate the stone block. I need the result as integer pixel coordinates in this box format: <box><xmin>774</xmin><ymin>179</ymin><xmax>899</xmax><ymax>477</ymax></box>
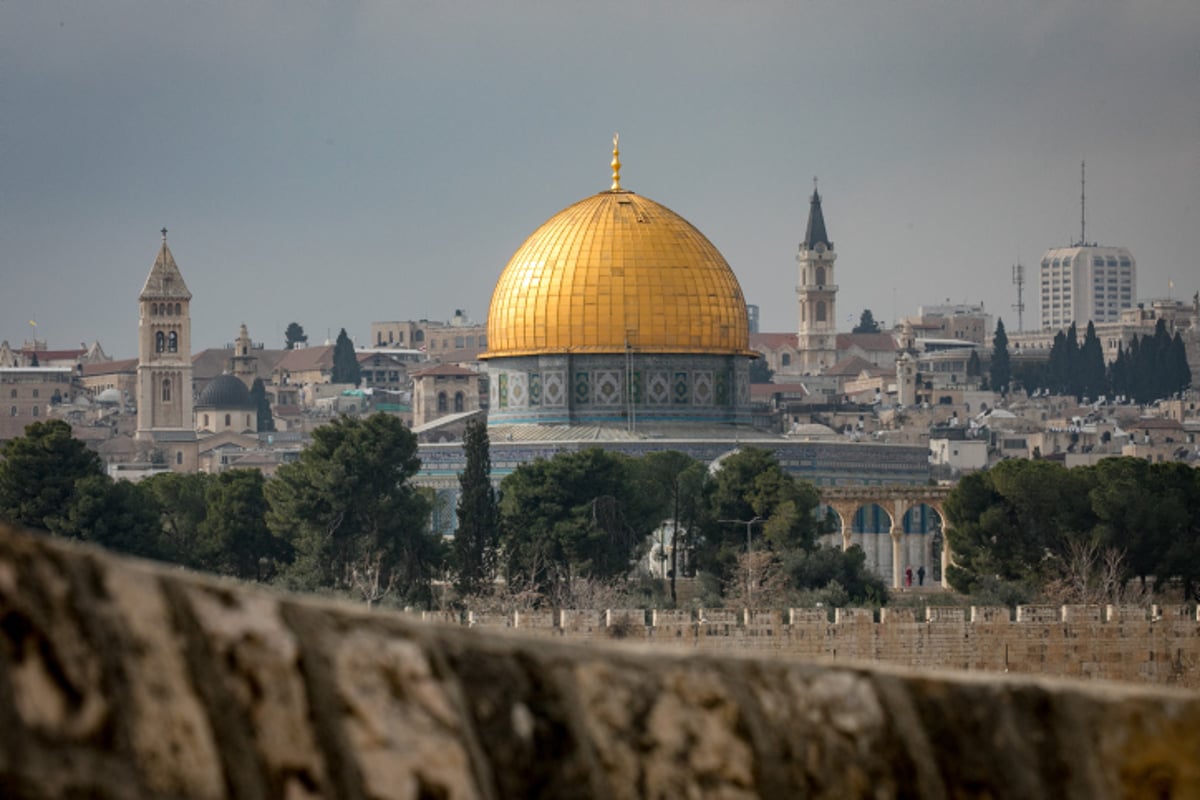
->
<box><xmin>971</xmin><ymin>606</ymin><xmax>1011</xmax><ymax>623</ymax></box>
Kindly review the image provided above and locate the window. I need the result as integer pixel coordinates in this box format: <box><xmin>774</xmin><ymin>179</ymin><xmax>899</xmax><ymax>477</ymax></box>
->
<box><xmin>816</xmin><ymin>301</ymin><xmax>826</xmax><ymax>322</ymax></box>
<box><xmin>32</xmin><ymin>389</ymin><xmax>38</xmax><ymax>398</ymax></box>
<box><xmin>162</xmin><ymin>378</ymin><xmax>172</xmax><ymax>402</ymax></box>
<box><xmin>156</xmin><ymin>332</ymin><xmax>165</xmax><ymax>352</ymax></box>
<box><xmin>168</xmin><ymin>332</ymin><xmax>178</xmax><ymax>352</ymax></box>
<box><xmin>203</xmin><ymin>414</ymin><xmax>209</xmax><ymax>427</ymax></box>
<box><xmin>176</xmin><ymin>451</ymin><xmax>183</xmax><ymax>466</ymax></box>
<box><xmin>455</xmin><ymin>336</ymin><xmax>465</xmax><ymax>348</ymax></box>
<box><xmin>781</xmin><ymin>354</ymin><xmax>791</xmax><ymax>366</ymax></box>
<box><xmin>454</xmin><ymin>392</ymin><xmax>464</xmax><ymax>412</ymax></box>
<box><xmin>437</xmin><ymin>392</ymin><xmax>448</xmax><ymax>412</ymax></box>
<box><xmin>32</xmin><ymin>407</ymin><xmax>38</xmax><ymax>417</ymax></box>
<box><xmin>245</xmin><ymin>414</ymin><xmax>251</xmax><ymax>428</ymax></box>
<box><xmin>9</xmin><ymin>407</ymin><xmax>16</xmax><ymax>416</ymax></box>
<box><xmin>166</xmin><ymin>303</ymin><xmax>173</xmax><ymax>317</ymax></box>
<box><xmin>151</xmin><ymin>303</ymin><xmax>158</xmax><ymax>315</ymax></box>
<box><xmin>225</xmin><ymin>414</ymin><xmax>231</xmax><ymax>427</ymax></box>
<box><xmin>815</xmin><ymin>266</ymin><xmax>826</xmax><ymax>286</ymax></box>
<box><xmin>8</xmin><ymin>389</ymin><xmax>15</xmax><ymax>398</ymax></box>
<box><xmin>175</xmin><ymin>303</ymin><xmax>182</xmax><ymax>315</ymax></box>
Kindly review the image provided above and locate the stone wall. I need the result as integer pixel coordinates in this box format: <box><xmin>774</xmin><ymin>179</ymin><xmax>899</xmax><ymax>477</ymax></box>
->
<box><xmin>438</xmin><ymin>604</ymin><xmax>1200</xmax><ymax>689</ymax></box>
<box><xmin>1</xmin><ymin>524</ymin><xmax>1198</xmax><ymax>799</ymax></box>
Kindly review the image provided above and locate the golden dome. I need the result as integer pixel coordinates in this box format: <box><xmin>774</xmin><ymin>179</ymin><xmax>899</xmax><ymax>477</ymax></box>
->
<box><xmin>484</xmin><ymin>188</ymin><xmax>752</xmax><ymax>359</ymax></box>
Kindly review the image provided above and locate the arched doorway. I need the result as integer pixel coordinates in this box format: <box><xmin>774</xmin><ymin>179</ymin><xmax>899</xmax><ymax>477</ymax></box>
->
<box><xmin>852</xmin><ymin>503</ymin><xmax>893</xmax><ymax>580</ymax></box>
<box><xmin>901</xmin><ymin>503</ymin><xmax>944</xmax><ymax>586</ymax></box>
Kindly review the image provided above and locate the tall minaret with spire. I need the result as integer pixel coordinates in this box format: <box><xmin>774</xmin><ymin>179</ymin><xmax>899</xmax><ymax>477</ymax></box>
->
<box><xmin>136</xmin><ymin>229</ymin><xmax>197</xmax><ymax>469</ymax></box>
<box><xmin>796</xmin><ymin>182</ymin><xmax>838</xmax><ymax>373</ymax></box>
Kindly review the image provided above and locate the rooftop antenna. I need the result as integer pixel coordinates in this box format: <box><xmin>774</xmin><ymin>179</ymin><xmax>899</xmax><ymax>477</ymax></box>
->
<box><xmin>1011</xmin><ymin>262</ymin><xmax>1025</xmax><ymax>332</ymax></box>
<box><xmin>1079</xmin><ymin>160</ymin><xmax>1086</xmax><ymax>246</ymax></box>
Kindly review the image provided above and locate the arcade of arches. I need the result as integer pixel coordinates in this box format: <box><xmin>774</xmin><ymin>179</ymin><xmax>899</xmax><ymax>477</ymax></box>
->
<box><xmin>819</xmin><ymin>485</ymin><xmax>954</xmax><ymax>590</ymax></box>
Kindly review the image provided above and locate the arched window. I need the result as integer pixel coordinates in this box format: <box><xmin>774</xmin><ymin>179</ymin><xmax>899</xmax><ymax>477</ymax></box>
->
<box><xmin>815</xmin><ymin>266</ymin><xmax>826</xmax><ymax>286</ymax></box>
<box><xmin>155</xmin><ymin>332</ymin><xmax>165</xmax><ymax>352</ymax></box>
<box><xmin>168</xmin><ymin>332</ymin><xmax>178</xmax><ymax>352</ymax></box>
<box><xmin>166</xmin><ymin>303</ymin><xmax>173</xmax><ymax>317</ymax></box>
<box><xmin>781</xmin><ymin>354</ymin><xmax>791</xmax><ymax>366</ymax></box>
<box><xmin>415</xmin><ymin>330</ymin><xmax>425</xmax><ymax>343</ymax></box>
<box><xmin>176</xmin><ymin>451</ymin><xmax>183</xmax><ymax>465</ymax></box>
<box><xmin>816</xmin><ymin>301</ymin><xmax>827</xmax><ymax>322</ymax></box>
<box><xmin>454</xmin><ymin>392</ymin><xmax>464</xmax><ymax>412</ymax></box>
<box><xmin>225</xmin><ymin>414</ymin><xmax>231</xmax><ymax>427</ymax></box>
<box><xmin>175</xmin><ymin>303</ymin><xmax>182</xmax><ymax>316</ymax></box>
<box><xmin>162</xmin><ymin>378</ymin><xmax>171</xmax><ymax>402</ymax></box>
<box><xmin>9</xmin><ymin>407</ymin><xmax>16</xmax><ymax>416</ymax></box>
<box><xmin>151</xmin><ymin>303</ymin><xmax>158</xmax><ymax>316</ymax></box>
<box><xmin>437</xmin><ymin>392</ymin><xmax>447</xmax><ymax>412</ymax></box>
<box><xmin>31</xmin><ymin>407</ymin><xmax>38</xmax><ymax>417</ymax></box>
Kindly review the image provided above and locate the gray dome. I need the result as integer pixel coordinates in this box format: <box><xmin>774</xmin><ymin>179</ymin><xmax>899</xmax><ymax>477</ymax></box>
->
<box><xmin>196</xmin><ymin>374</ymin><xmax>254</xmax><ymax>409</ymax></box>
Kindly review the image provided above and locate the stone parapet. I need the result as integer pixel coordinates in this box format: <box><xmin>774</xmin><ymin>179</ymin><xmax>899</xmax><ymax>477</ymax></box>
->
<box><xmin>1</xmin><ymin>525</ymin><xmax>1198</xmax><ymax>798</ymax></box>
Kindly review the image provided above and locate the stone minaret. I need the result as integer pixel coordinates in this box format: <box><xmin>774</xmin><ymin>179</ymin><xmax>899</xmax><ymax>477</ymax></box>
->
<box><xmin>136</xmin><ymin>229</ymin><xmax>195</xmax><ymax>463</ymax></box>
<box><xmin>796</xmin><ymin>185</ymin><xmax>838</xmax><ymax>373</ymax></box>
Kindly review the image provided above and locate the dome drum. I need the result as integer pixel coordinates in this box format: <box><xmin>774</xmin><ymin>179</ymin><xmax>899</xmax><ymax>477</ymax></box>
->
<box><xmin>485</xmin><ymin>352</ymin><xmax>750</xmax><ymax>427</ymax></box>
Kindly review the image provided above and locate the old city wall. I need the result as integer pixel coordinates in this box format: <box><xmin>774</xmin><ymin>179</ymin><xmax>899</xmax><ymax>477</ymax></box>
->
<box><xmin>441</xmin><ymin>604</ymin><xmax>1200</xmax><ymax>689</ymax></box>
<box><xmin>1</xmin><ymin>523</ymin><xmax>1198</xmax><ymax>799</ymax></box>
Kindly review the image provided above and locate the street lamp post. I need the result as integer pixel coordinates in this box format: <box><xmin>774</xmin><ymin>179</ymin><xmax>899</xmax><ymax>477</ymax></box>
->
<box><xmin>720</xmin><ymin>516</ymin><xmax>763</xmax><ymax>605</ymax></box>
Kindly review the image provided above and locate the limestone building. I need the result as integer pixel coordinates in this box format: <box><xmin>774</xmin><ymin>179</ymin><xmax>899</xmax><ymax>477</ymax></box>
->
<box><xmin>134</xmin><ymin>230</ymin><xmax>197</xmax><ymax>471</ymax></box>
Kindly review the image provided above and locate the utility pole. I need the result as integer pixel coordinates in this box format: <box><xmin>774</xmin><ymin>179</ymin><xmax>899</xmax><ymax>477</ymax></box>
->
<box><xmin>1011</xmin><ymin>262</ymin><xmax>1025</xmax><ymax>332</ymax></box>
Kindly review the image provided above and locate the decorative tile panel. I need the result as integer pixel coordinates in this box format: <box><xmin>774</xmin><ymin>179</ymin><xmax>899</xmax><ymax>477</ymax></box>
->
<box><xmin>594</xmin><ymin>370</ymin><xmax>622</xmax><ymax>406</ymax></box>
<box><xmin>715</xmin><ymin>371</ymin><xmax>729</xmax><ymax>406</ymax></box>
<box><xmin>574</xmin><ymin>371</ymin><xmax>590</xmax><ymax>405</ymax></box>
<box><xmin>647</xmin><ymin>371</ymin><xmax>671</xmax><ymax>405</ymax></box>
<box><xmin>528</xmin><ymin>372</ymin><xmax>542</xmax><ymax>406</ymax></box>
<box><xmin>508</xmin><ymin>372</ymin><xmax>527</xmax><ymax>408</ymax></box>
<box><xmin>498</xmin><ymin>372</ymin><xmax>508</xmax><ymax>409</ymax></box>
<box><xmin>672</xmin><ymin>371</ymin><xmax>690</xmax><ymax>404</ymax></box>
<box><xmin>693</xmin><ymin>371</ymin><xmax>713</xmax><ymax>406</ymax></box>
<box><xmin>544</xmin><ymin>370</ymin><xmax>565</xmax><ymax>407</ymax></box>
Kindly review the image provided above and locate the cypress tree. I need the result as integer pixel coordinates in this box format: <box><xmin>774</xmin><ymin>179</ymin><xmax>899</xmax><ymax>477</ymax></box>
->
<box><xmin>454</xmin><ymin>418</ymin><xmax>499</xmax><ymax>597</ymax></box>
<box><xmin>1080</xmin><ymin>322</ymin><xmax>1106</xmax><ymax>401</ymax></box>
<box><xmin>331</xmin><ymin>328</ymin><xmax>361</xmax><ymax>386</ymax></box>
<box><xmin>990</xmin><ymin>318</ymin><xmax>1011</xmax><ymax>395</ymax></box>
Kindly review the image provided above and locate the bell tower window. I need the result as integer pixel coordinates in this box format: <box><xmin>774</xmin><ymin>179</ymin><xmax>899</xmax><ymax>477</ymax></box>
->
<box><xmin>816</xmin><ymin>301</ymin><xmax>827</xmax><ymax>322</ymax></box>
<box><xmin>156</xmin><ymin>332</ymin><xmax>165</xmax><ymax>353</ymax></box>
<box><xmin>162</xmin><ymin>378</ymin><xmax>172</xmax><ymax>402</ymax></box>
<box><xmin>168</xmin><ymin>332</ymin><xmax>178</xmax><ymax>352</ymax></box>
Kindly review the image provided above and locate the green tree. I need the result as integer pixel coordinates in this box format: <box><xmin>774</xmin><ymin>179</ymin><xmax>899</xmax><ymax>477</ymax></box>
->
<box><xmin>852</xmin><ymin>309</ymin><xmax>881</xmax><ymax>334</ymax></box>
<box><xmin>1079</xmin><ymin>322</ymin><xmax>1106</xmax><ymax>401</ymax></box>
<box><xmin>634</xmin><ymin>450</ymin><xmax>707</xmax><ymax>604</ymax></box>
<box><xmin>453</xmin><ymin>418</ymin><xmax>499</xmax><ymax>596</ymax></box>
<box><xmin>200</xmin><ymin>469</ymin><xmax>289</xmax><ymax>581</ymax></box>
<box><xmin>250</xmin><ymin>378</ymin><xmax>275</xmax><ymax>433</ymax></box>
<box><xmin>697</xmin><ymin>447</ymin><xmax>821</xmax><ymax>587</ymax></box>
<box><xmin>498</xmin><ymin>448</ymin><xmax>653</xmax><ymax>601</ymax></box>
<box><xmin>989</xmin><ymin>318</ymin><xmax>1011</xmax><ymax>396</ymax></box>
<box><xmin>748</xmin><ymin>355</ymin><xmax>774</xmax><ymax>384</ymax></box>
<box><xmin>331</xmin><ymin>328</ymin><xmax>361</xmax><ymax>386</ymax></box>
<box><xmin>284</xmin><ymin>322</ymin><xmax>308</xmax><ymax>350</ymax></box>
<box><xmin>46</xmin><ymin>473</ymin><xmax>164</xmax><ymax>558</ymax></box>
<box><xmin>266</xmin><ymin>414</ymin><xmax>436</xmax><ymax>603</ymax></box>
<box><xmin>142</xmin><ymin>472</ymin><xmax>212</xmax><ymax>567</ymax></box>
<box><xmin>0</xmin><ymin>419</ymin><xmax>104</xmax><ymax>530</ymax></box>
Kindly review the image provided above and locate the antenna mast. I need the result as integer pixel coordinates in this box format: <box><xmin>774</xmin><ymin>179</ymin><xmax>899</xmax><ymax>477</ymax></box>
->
<box><xmin>1011</xmin><ymin>263</ymin><xmax>1025</xmax><ymax>332</ymax></box>
<box><xmin>1079</xmin><ymin>160</ymin><xmax>1086</xmax><ymax>246</ymax></box>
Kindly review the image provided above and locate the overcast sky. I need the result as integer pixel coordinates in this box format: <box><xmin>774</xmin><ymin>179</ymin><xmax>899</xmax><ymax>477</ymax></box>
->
<box><xmin>3</xmin><ymin>1</ymin><xmax>1197</xmax><ymax>357</ymax></box>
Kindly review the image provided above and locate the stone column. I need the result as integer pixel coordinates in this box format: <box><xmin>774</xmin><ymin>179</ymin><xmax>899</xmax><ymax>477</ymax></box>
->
<box><xmin>891</xmin><ymin>527</ymin><xmax>904</xmax><ymax>589</ymax></box>
<box><xmin>941</xmin><ymin>523</ymin><xmax>953</xmax><ymax>585</ymax></box>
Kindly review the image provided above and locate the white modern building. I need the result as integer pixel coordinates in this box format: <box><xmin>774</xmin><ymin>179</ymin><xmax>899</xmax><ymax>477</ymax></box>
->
<box><xmin>1039</xmin><ymin>245</ymin><xmax>1135</xmax><ymax>329</ymax></box>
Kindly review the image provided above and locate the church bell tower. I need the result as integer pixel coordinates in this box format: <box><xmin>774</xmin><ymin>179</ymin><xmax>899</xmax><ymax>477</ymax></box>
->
<box><xmin>136</xmin><ymin>229</ymin><xmax>196</xmax><ymax>467</ymax></box>
<box><xmin>796</xmin><ymin>184</ymin><xmax>838</xmax><ymax>373</ymax></box>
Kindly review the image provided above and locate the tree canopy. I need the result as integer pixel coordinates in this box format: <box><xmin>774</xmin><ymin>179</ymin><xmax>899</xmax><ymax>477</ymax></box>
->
<box><xmin>0</xmin><ymin>419</ymin><xmax>104</xmax><ymax>530</ymax></box>
<box><xmin>453</xmin><ymin>418</ymin><xmax>499</xmax><ymax>596</ymax></box>
<box><xmin>284</xmin><ymin>322</ymin><xmax>308</xmax><ymax>350</ymax></box>
<box><xmin>266</xmin><ymin>413</ymin><xmax>436</xmax><ymax>602</ymax></box>
<box><xmin>989</xmin><ymin>318</ymin><xmax>1011</xmax><ymax>395</ymax></box>
<box><xmin>852</xmin><ymin>309</ymin><xmax>881</xmax><ymax>334</ymax></box>
<box><xmin>331</xmin><ymin>328</ymin><xmax>362</xmax><ymax>386</ymax></box>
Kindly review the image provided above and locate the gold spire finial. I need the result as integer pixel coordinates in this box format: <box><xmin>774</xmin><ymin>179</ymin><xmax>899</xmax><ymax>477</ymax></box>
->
<box><xmin>611</xmin><ymin>133</ymin><xmax>622</xmax><ymax>191</ymax></box>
